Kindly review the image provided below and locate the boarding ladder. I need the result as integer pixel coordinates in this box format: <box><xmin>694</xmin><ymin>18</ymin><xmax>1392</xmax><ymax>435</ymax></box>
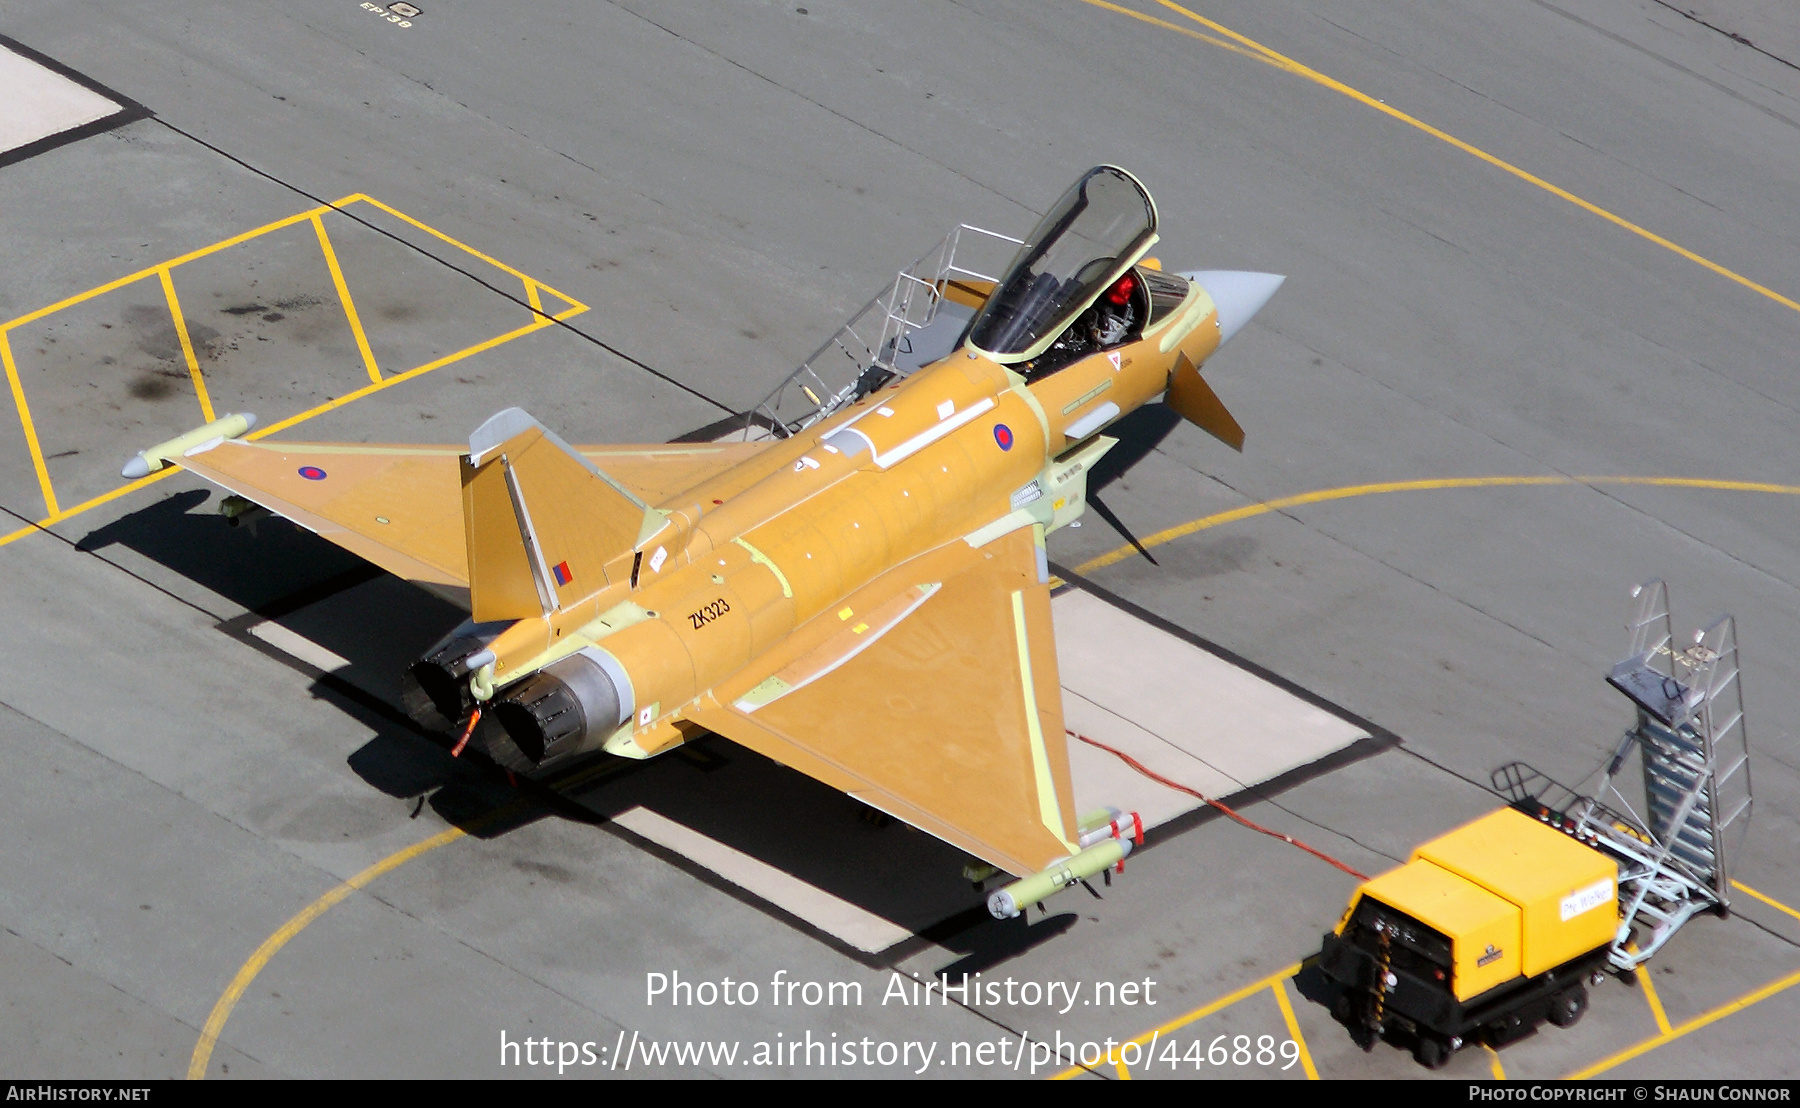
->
<box><xmin>743</xmin><ymin>223</ymin><xmax>1023</xmax><ymax>439</ymax></box>
<box><xmin>1492</xmin><ymin>580</ymin><xmax>1753</xmax><ymax>971</ymax></box>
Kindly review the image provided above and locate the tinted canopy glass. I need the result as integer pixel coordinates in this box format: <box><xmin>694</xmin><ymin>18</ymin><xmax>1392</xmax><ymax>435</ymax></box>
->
<box><xmin>965</xmin><ymin>166</ymin><xmax>1158</xmax><ymax>361</ymax></box>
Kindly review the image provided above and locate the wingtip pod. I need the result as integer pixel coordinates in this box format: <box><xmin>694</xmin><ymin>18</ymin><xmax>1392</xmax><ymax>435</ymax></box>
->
<box><xmin>121</xmin><ymin>413</ymin><xmax>258</xmax><ymax>479</ymax></box>
<box><xmin>1181</xmin><ymin>270</ymin><xmax>1285</xmax><ymax>347</ymax></box>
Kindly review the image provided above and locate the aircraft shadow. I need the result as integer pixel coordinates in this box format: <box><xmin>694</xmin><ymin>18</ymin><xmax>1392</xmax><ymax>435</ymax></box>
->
<box><xmin>76</xmin><ymin>487</ymin><xmax>1073</xmax><ymax>967</ymax></box>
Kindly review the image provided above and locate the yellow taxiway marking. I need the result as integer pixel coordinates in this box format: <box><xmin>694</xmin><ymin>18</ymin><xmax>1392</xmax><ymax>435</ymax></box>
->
<box><xmin>158</xmin><ymin>267</ymin><xmax>218</xmax><ymax>424</ymax></box>
<box><xmin>247</xmin><ymin>312</ymin><xmax>570</xmax><ymax>441</ymax></box>
<box><xmin>1639</xmin><ymin>965</ymin><xmax>1675</xmax><ymax>1037</ymax></box>
<box><xmin>188</xmin><ymin>825</ymin><xmax>467</xmax><ymax>1079</ymax></box>
<box><xmin>1621</xmin><ymin>940</ymin><xmax>1675</xmax><ymax>1036</ymax></box>
<box><xmin>1566</xmin><ymin>961</ymin><xmax>1800</xmax><ymax>1079</ymax></box>
<box><xmin>1483</xmin><ymin>1043</ymin><xmax>1507</xmax><ymax>1079</ymax></box>
<box><xmin>1735</xmin><ymin>880</ymin><xmax>1800</xmax><ymax>927</ymax></box>
<box><xmin>1074</xmin><ymin>475</ymin><xmax>1800</xmax><ymax>576</ymax></box>
<box><xmin>1272</xmin><ymin>977</ymin><xmax>1320</xmax><ymax>1080</ymax></box>
<box><xmin>0</xmin><ymin>468</ymin><xmax>180</xmax><ymax>548</ymax></box>
<box><xmin>1563</xmin><ymin>879</ymin><xmax>1800</xmax><ymax>1078</ymax></box>
<box><xmin>187</xmin><ymin>748</ymin><xmax>631</xmax><ymax>1081</ymax></box>
<box><xmin>0</xmin><ymin>204</ymin><xmax>332</xmax><ymax>334</ymax></box>
<box><xmin>311</xmin><ymin>213</ymin><xmax>383</xmax><ymax>385</ymax></box>
<box><xmin>1094</xmin><ymin>971</ymin><xmax>1324</xmax><ymax>1079</ymax></box>
<box><xmin>1052</xmin><ymin>961</ymin><xmax>1302</xmax><ymax>1079</ymax></box>
<box><xmin>0</xmin><ymin>328</ymin><xmax>58</xmax><ymax>518</ymax></box>
<box><xmin>0</xmin><ymin>195</ymin><xmax>589</xmax><ymax>549</ymax></box>
<box><xmin>1079</xmin><ymin>0</ymin><xmax>1800</xmax><ymax>318</ymax></box>
<box><xmin>347</xmin><ymin>193</ymin><xmax>589</xmax><ymax>318</ymax></box>
<box><xmin>0</xmin><ymin>314</ymin><xmax>569</xmax><ymax>552</ymax></box>
<box><xmin>1076</xmin><ymin>0</ymin><xmax>1280</xmax><ymax>67</ymax></box>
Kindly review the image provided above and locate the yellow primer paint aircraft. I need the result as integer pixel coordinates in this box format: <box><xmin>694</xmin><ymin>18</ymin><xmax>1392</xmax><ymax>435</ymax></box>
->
<box><xmin>123</xmin><ymin>167</ymin><xmax>1282</xmax><ymax>914</ymax></box>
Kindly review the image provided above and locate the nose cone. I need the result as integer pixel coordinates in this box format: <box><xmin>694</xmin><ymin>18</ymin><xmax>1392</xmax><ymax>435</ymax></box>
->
<box><xmin>1180</xmin><ymin>270</ymin><xmax>1285</xmax><ymax>347</ymax></box>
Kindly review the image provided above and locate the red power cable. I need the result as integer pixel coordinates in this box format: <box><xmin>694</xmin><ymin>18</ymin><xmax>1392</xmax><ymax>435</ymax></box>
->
<box><xmin>1070</xmin><ymin>730</ymin><xmax>1369</xmax><ymax>881</ymax></box>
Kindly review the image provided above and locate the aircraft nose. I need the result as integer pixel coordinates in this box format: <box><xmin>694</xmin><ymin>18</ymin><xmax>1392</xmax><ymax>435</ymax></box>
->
<box><xmin>1179</xmin><ymin>270</ymin><xmax>1285</xmax><ymax>347</ymax></box>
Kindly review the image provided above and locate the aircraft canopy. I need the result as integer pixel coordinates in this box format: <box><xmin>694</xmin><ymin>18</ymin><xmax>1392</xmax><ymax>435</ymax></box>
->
<box><xmin>964</xmin><ymin>165</ymin><xmax>1159</xmax><ymax>363</ymax></box>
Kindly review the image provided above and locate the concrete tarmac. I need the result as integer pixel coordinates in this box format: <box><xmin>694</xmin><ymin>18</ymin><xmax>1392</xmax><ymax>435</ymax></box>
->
<box><xmin>1</xmin><ymin>0</ymin><xmax>1797</xmax><ymax>1080</ymax></box>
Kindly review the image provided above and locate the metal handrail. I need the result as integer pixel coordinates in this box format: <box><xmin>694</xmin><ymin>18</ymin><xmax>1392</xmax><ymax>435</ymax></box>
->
<box><xmin>742</xmin><ymin>223</ymin><xmax>1023</xmax><ymax>439</ymax></box>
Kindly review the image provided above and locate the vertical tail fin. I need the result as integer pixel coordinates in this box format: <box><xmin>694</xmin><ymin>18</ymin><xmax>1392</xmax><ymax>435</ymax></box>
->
<box><xmin>461</xmin><ymin>409</ymin><xmax>668</xmax><ymax>621</ymax></box>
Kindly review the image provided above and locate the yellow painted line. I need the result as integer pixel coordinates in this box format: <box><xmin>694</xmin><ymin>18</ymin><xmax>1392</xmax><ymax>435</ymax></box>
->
<box><xmin>0</xmin><ymin>467</ymin><xmax>181</xmax><ymax>550</ymax></box>
<box><xmin>187</xmin><ymin>825</ymin><xmax>466</xmax><ymax>1079</ymax></box>
<box><xmin>1621</xmin><ymin>940</ymin><xmax>1675</xmax><ymax>1036</ymax></box>
<box><xmin>1121</xmin><ymin>0</ymin><xmax>1800</xmax><ymax>317</ymax></box>
<box><xmin>1483</xmin><ymin>1043</ymin><xmax>1507</xmax><ymax>1080</ymax></box>
<box><xmin>0</xmin><ymin>318</ymin><xmax>557</xmax><ymax>549</ymax></box>
<box><xmin>1734</xmin><ymin>880</ymin><xmax>1800</xmax><ymax>926</ymax></box>
<box><xmin>158</xmin><ymin>268</ymin><xmax>218</xmax><ymax>424</ymax></box>
<box><xmin>1073</xmin><ymin>475</ymin><xmax>1800</xmax><ymax>575</ymax></box>
<box><xmin>1565</xmin><ymin>962</ymin><xmax>1800</xmax><ymax>1079</ymax></box>
<box><xmin>1640</xmin><ymin>964</ymin><xmax>1675</xmax><ymax>1036</ymax></box>
<box><xmin>1053</xmin><ymin>961</ymin><xmax>1302</xmax><ymax>1079</ymax></box>
<box><xmin>311</xmin><ymin>214</ymin><xmax>382</xmax><ymax>385</ymax></box>
<box><xmin>249</xmin><ymin>315</ymin><xmax>556</xmax><ymax>441</ymax></box>
<box><xmin>1075</xmin><ymin>0</ymin><xmax>1278</xmax><ymax>66</ymax></box>
<box><xmin>524</xmin><ymin>277</ymin><xmax>543</xmax><ymax>315</ymax></box>
<box><xmin>0</xmin><ymin>206</ymin><xmax>331</xmax><ymax>333</ymax></box>
<box><xmin>349</xmin><ymin>194</ymin><xmax>591</xmax><ymax>317</ymax></box>
<box><xmin>0</xmin><ymin>328</ymin><xmax>59</xmax><ymax>517</ymax></box>
<box><xmin>0</xmin><ymin>195</ymin><xmax>588</xmax><ymax>551</ymax></box>
<box><xmin>1114</xmin><ymin>1060</ymin><xmax>1132</xmax><ymax>1079</ymax></box>
<box><xmin>0</xmin><ymin>314</ymin><xmax>570</xmax><ymax>551</ymax></box>
<box><xmin>1272</xmin><ymin>978</ymin><xmax>1320</xmax><ymax>1080</ymax></box>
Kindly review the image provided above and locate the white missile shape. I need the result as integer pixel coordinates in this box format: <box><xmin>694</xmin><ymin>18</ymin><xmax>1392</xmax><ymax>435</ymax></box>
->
<box><xmin>121</xmin><ymin>413</ymin><xmax>257</xmax><ymax>479</ymax></box>
<box><xmin>1080</xmin><ymin>809</ymin><xmax>1143</xmax><ymax>850</ymax></box>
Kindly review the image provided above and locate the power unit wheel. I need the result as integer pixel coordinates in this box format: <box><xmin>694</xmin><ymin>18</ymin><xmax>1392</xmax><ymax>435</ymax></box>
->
<box><xmin>1548</xmin><ymin>985</ymin><xmax>1589</xmax><ymax>1028</ymax></box>
<box><xmin>1413</xmin><ymin>1035</ymin><xmax>1452</xmax><ymax>1069</ymax></box>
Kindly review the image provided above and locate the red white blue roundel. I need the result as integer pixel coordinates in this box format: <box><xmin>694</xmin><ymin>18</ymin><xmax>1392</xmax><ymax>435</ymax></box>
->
<box><xmin>298</xmin><ymin>465</ymin><xmax>327</xmax><ymax>481</ymax></box>
<box><xmin>994</xmin><ymin>424</ymin><xmax>1014</xmax><ymax>451</ymax></box>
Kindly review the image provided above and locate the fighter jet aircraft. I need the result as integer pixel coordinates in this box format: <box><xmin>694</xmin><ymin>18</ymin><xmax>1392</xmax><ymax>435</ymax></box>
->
<box><xmin>122</xmin><ymin>166</ymin><xmax>1282</xmax><ymax>914</ymax></box>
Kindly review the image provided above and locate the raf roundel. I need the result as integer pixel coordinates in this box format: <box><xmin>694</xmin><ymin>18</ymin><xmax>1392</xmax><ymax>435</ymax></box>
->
<box><xmin>993</xmin><ymin>423</ymin><xmax>1014</xmax><ymax>451</ymax></box>
<box><xmin>297</xmin><ymin>465</ymin><xmax>328</xmax><ymax>481</ymax></box>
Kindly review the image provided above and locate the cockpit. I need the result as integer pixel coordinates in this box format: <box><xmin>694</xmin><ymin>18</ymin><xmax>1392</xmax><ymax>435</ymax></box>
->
<box><xmin>961</xmin><ymin>165</ymin><xmax>1162</xmax><ymax>380</ymax></box>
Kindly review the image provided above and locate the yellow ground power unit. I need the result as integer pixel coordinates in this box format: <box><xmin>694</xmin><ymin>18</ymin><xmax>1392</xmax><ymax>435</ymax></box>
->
<box><xmin>1314</xmin><ymin>581</ymin><xmax>1753</xmax><ymax>1069</ymax></box>
<box><xmin>1316</xmin><ymin>808</ymin><xmax>1618</xmax><ymax>1067</ymax></box>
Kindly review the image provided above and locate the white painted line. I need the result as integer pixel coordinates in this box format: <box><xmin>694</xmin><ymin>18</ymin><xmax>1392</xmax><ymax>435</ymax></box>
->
<box><xmin>1052</xmin><ymin>589</ymin><xmax>1368</xmax><ymax>828</ymax></box>
<box><xmin>247</xmin><ymin>621</ymin><xmax>351</xmax><ymax>672</ymax></box>
<box><xmin>612</xmin><ymin>806</ymin><xmax>913</xmax><ymax>954</ymax></box>
<box><xmin>0</xmin><ymin>45</ymin><xmax>120</xmax><ymax>154</ymax></box>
